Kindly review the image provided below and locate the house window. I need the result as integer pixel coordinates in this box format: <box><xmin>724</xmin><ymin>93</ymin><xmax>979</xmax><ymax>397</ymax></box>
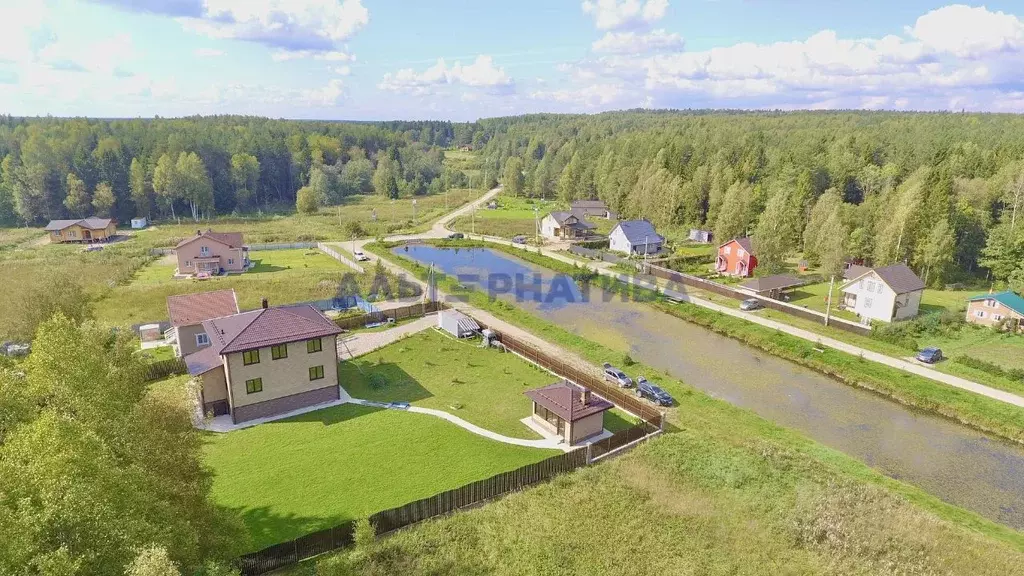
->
<box><xmin>724</xmin><ymin>246</ymin><xmax>731</xmax><ymax>255</ymax></box>
<box><xmin>185</xmin><ymin>260</ymin><xmax>192</xmax><ymax>267</ymax></box>
<box><xmin>228</xmin><ymin>258</ymin><xmax>234</xmax><ymax>265</ymax></box>
<box><xmin>987</xmin><ymin>299</ymin><xmax>997</xmax><ymax>308</ymax></box>
<box><xmin>994</xmin><ymin>314</ymin><xmax>1004</xmax><ymax>322</ymax></box>
<box><xmin>245</xmin><ymin>378</ymin><xmax>263</xmax><ymax>394</ymax></box>
<box><xmin>864</xmin><ymin>298</ymin><xmax>873</xmax><ymax>308</ymax></box>
<box><xmin>865</xmin><ymin>280</ymin><xmax>875</xmax><ymax>292</ymax></box>
<box><xmin>737</xmin><ymin>249</ymin><xmax>745</xmax><ymax>258</ymax></box>
<box><xmin>242</xmin><ymin>349</ymin><xmax>260</xmax><ymax>365</ymax></box>
<box><xmin>306</xmin><ymin>338</ymin><xmax>322</xmax><ymax>353</ymax></box>
<box><xmin>975</xmin><ymin>310</ymin><xmax>986</xmax><ymax>319</ymax></box>
<box><xmin>877</xmin><ymin>283</ymin><xmax>884</xmax><ymax>294</ymax></box>
<box><xmin>200</xmin><ymin>246</ymin><xmax>210</xmax><ymax>257</ymax></box>
<box><xmin>309</xmin><ymin>365</ymin><xmax>325</xmax><ymax>381</ymax></box>
<box><xmin>196</xmin><ymin>333</ymin><xmax>210</xmax><ymax>347</ymax></box>
<box><xmin>271</xmin><ymin>344</ymin><xmax>288</xmax><ymax>360</ymax></box>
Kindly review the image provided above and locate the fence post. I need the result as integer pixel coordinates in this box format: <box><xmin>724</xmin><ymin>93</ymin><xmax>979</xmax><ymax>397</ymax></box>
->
<box><xmin>585</xmin><ymin>443</ymin><xmax>592</xmax><ymax>465</ymax></box>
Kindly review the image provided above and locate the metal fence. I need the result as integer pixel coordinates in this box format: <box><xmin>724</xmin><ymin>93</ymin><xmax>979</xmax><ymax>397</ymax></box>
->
<box><xmin>317</xmin><ymin>242</ymin><xmax>366</xmax><ymax>273</ymax></box>
<box><xmin>142</xmin><ymin>357</ymin><xmax>188</xmax><ymax>382</ymax></box>
<box><xmin>568</xmin><ymin>245</ymin><xmax>626</xmax><ymax>265</ymax></box>
<box><xmin>237</xmin><ymin>449</ymin><xmax>589</xmax><ymax>575</ymax></box>
<box><xmin>641</xmin><ymin>263</ymin><xmax>872</xmax><ymax>337</ymax></box>
<box><xmin>247</xmin><ymin>242</ymin><xmax>317</xmax><ymax>251</ymax></box>
<box><xmin>333</xmin><ymin>301</ymin><xmax>446</xmax><ymax>330</ymax></box>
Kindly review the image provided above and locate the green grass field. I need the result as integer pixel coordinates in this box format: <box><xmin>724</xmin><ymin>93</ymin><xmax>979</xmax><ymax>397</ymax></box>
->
<box><xmin>203</xmin><ymin>402</ymin><xmax>555</xmax><ymax>550</ymax></box>
<box><xmin>450</xmin><ymin>194</ymin><xmax>562</xmax><ymax>239</ymax></box>
<box><xmin>310</xmin><ymin>427</ymin><xmax>1024</xmax><ymax>576</ymax></box>
<box><xmin>340</xmin><ymin>329</ymin><xmax>636</xmax><ymax>438</ymax></box>
<box><xmin>93</xmin><ymin>249</ymin><xmax>361</xmax><ymax>326</ymax></box>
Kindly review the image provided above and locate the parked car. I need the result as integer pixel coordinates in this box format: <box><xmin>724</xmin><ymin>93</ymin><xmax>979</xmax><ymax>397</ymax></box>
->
<box><xmin>512</xmin><ymin>235</ymin><xmax>527</xmax><ymax>244</ymax></box>
<box><xmin>635</xmin><ymin>377</ymin><xmax>674</xmax><ymax>406</ymax></box>
<box><xmin>353</xmin><ymin>250</ymin><xmax>370</xmax><ymax>262</ymax></box>
<box><xmin>916</xmin><ymin>347</ymin><xmax>943</xmax><ymax>364</ymax></box>
<box><xmin>740</xmin><ymin>298</ymin><xmax>762</xmax><ymax>311</ymax></box>
<box><xmin>448</xmin><ymin>232</ymin><xmax>465</xmax><ymax>240</ymax></box>
<box><xmin>602</xmin><ymin>362</ymin><xmax>633</xmax><ymax>388</ymax></box>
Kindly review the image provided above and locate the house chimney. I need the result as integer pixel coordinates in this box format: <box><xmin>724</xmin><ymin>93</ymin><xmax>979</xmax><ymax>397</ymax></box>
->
<box><xmin>196</xmin><ymin>229</ymin><xmax>201</xmax><ymax>236</ymax></box>
<box><xmin>580</xmin><ymin>388</ymin><xmax>591</xmax><ymax>406</ymax></box>
<box><xmin>261</xmin><ymin>298</ymin><xmax>269</xmax><ymax>309</ymax></box>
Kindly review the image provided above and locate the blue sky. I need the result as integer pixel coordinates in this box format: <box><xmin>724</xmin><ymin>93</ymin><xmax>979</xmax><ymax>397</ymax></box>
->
<box><xmin>1</xmin><ymin>0</ymin><xmax>1024</xmax><ymax>120</ymax></box>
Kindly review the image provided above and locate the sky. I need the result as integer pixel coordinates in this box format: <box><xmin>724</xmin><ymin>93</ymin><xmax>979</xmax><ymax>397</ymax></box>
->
<box><xmin>1</xmin><ymin>0</ymin><xmax>1024</xmax><ymax>120</ymax></box>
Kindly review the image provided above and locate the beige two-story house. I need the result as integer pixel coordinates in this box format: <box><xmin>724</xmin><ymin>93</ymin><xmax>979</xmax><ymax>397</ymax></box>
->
<box><xmin>174</xmin><ymin>229</ymin><xmax>248</xmax><ymax>276</ymax></box>
<box><xmin>183</xmin><ymin>300</ymin><xmax>342</xmax><ymax>423</ymax></box>
<box><xmin>166</xmin><ymin>289</ymin><xmax>241</xmax><ymax>358</ymax></box>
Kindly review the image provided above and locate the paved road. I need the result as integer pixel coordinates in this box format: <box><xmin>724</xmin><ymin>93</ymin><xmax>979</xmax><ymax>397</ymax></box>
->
<box><xmin>349</xmin><ymin>187</ymin><xmax>1024</xmax><ymax>409</ymax></box>
<box><xmin>337</xmin><ymin>315</ymin><xmax>437</xmax><ymax>359</ymax></box>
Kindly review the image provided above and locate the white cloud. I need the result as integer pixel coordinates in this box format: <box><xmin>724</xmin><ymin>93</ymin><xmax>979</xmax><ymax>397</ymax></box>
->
<box><xmin>908</xmin><ymin>4</ymin><xmax>1024</xmax><ymax>58</ymax></box>
<box><xmin>592</xmin><ymin>29</ymin><xmax>682</xmax><ymax>53</ymax></box>
<box><xmin>530</xmin><ymin>83</ymin><xmax>627</xmax><ymax>108</ymax></box>
<box><xmin>194</xmin><ymin>48</ymin><xmax>224</xmax><ymax>57</ymax></box>
<box><xmin>581</xmin><ymin>0</ymin><xmax>668</xmax><ymax>31</ymax></box>
<box><xmin>379</xmin><ymin>55</ymin><xmax>514</xmax><ymax>95</ymax></box>
<box><xmin>303</xmin><ymin>79</ymin><xmax>345</xmax><ymax>106</ymax></box>
<box><xmin>332</xmin><ymin>65</ymin><xmax>351</xmax><ymax>76</ymax></box>
<box><xmin>270</xmin><ymin>49</ymin><xmax>354</xmax><ymax>62</ymax></box>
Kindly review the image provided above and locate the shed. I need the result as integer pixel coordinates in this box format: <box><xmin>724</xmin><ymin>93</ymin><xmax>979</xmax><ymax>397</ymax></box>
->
<box><xmin>131</xmin><ymin>217</ymin><xmax>148</xmax><ymax>229</ymax></box>
<box><xmin>688</xmin><ymin>229</ymin><xmax>713</xmax><ymax>243</ymax></box>
<box><xmin>739</xmin><ymin>274</ymin><xmax>805</xmax><ymax>300</ymax></box>
<box><xmin>138</xmin><ymin>323</ymin><xmax>163</xmax><ymax>342</ymax></box>
<box><xmin>438</xmin><ymin>309</ymin><xmax>480</xmax><ymax>338</ymax></box>
<box><xmin>525</xmin><ymin>381</ymin><xmax>613</xmax><ymax>444</ymax></box>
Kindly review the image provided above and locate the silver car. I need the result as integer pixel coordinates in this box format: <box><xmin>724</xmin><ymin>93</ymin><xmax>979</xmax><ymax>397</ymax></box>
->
<box><xmin>602</xmin><ymin>363</ymin><xmax>634</xmax><ymax>388</ymax></box>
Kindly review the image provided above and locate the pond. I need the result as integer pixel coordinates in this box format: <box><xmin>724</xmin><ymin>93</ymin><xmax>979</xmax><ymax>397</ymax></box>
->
<box><xmin>397</xmin><ymin>244</ymin><xmax>1024</xmax><ymax>531</ymax></box>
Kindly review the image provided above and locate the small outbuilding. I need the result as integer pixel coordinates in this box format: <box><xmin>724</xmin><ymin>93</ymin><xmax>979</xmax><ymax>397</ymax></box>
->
<box><xmin>688</xmin><ymin>229</ymin><xmax>713</xmax><ymax>243</ymax></box>
<box><xmin>131</xmin><ymin>217</ymin><xmax>148</xmax><ymax>229</ymax></box>
<box><xmin>739</xmin><ymin>274</ymin><xmax>805</xmax><ymax>300</ymax></box>
<box><xmin>525</xmin><ymin>381</ymin><xmax>613</xmax><ymax>445</ymax></box>
<box><xmin>438</xmin><ymin>309</ymin><xmax>480</xmax><ymax>338</ymax></box>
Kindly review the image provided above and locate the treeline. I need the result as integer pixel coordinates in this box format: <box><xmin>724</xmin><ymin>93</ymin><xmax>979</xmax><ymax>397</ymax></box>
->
<box><xmin>0</xmin><ymin>116</ymin><xmax>492</xmax><ymax>225</ymax></box>
<box><xmin>479</xmin><ymin>110</ymin><xmax>1024</xmax><ymax>288</ymax></box>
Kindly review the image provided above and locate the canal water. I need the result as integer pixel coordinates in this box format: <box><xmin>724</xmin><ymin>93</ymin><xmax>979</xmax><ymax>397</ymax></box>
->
<box><xmin>397</xmin><ymin>245</ymin><xmax>1024</xmax><ymax>530</ymax></box>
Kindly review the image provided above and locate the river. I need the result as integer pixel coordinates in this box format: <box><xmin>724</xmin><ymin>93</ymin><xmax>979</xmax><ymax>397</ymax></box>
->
<box><xmin>397</xmin><ymin>244</ymin><xmax>1024</xmax><ymax>530</ymax></box>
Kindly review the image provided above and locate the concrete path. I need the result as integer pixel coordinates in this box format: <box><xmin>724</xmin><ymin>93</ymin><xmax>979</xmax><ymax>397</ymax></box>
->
<box><xmin>337</xmin><ymin>315</ymin><xmax>436</xmax><ymax>359</ymax></box>
<box><xmin>346</xmin><ymin>398</ymin><xmax>568</xmax><ymax>451</ymax></box>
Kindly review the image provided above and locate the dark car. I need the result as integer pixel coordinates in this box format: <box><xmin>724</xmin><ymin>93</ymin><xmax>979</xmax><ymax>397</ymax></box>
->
<box><xmin>602</xmin><ymin>362</ymin><xmax>633</xmax><ymax>388</ymax></box>
<box><xmin>740</xmin><ymin>298</ymin><xmax>762</xmax><ymax>311</ymax></box>
<box><xmin>448</xmin><ymin>232</ymin><xmax>465</xmax><ymax>240</ymax></box>
<box><xmin>916</xmin><ymin>347</ymin><xmax>943</xmax><ymax>364</ymax></box>
<box><xmin>635</xmin><ymin>377</ymin><xmax>673</xmax><ymax>406</ymax></box>
<box><xmin>512</xmin><ymin>235</ymin><xmax>527</xmax><ymax>244</ymax></box>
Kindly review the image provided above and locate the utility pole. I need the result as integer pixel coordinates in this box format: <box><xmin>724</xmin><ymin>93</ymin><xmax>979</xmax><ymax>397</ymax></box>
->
<box><xmin>472</xmin><ymin>205</ymin><xmax>476</xmax><ymax>236</ymax></box>
<box><xmin>534</xmin><ymin>206</ymin><xmax>539</xmax><ymax>245</ymax></box>
<box><xmin>644</xmin><ymin>235</ymin><xmax>649</xmax><ymax>263</ymax></box>
<box><xmin>824</xmin><ymin>275</ymin><xmax>835</xmax><ymax>326</ymax></box>
<box><xmin>412</xmin><ymin>199</ymin><xmax>417</xmax><ymax>225</ymax></box>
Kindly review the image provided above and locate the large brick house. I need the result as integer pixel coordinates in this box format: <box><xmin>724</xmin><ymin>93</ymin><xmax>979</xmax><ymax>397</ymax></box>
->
<box><xmin>166</xmin><ymin>289</ymin><xmax>241</xmax><ymax>358</ymax></box>
<box><xmin>174</xmin><ymin>229</ymin><xmax>248</xmax><ymax>276</ymax></box>
<box><xmin>183</xmin><ymin>300</ymin><xmax>342</xmax><ymax>423</ymax></box>
<box><xmin>966</xmin><ymin>291</ymin><xmax>1024</xmax><ymax>331</ymax></box>
<box><xmin>716</xmin><ymin>237</ymin><xmax>757</xmax><ymax>277</ymax></box>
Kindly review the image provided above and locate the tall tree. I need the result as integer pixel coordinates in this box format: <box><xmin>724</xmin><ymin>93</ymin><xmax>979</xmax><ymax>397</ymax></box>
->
<box><xmin>753</xmin><ymin>191</ymin><xmax>794</xmax><ymax>274</ymax></box>
<box><xmin>174</xmin><ymin>152</ymin><xmax>214</xmax><ymax>221</ymax></box>
<box><xmin>92</xmin><ymin>181</ymin><xmax>116</xmax><ymax>218</ymax></box>
<box><xmin>713</xmin><ymin>180</ymin><xmax>751</xmax><ymax>244</ymax></box>
<box><xmin>129</xmin><ymin>157</ymin><xmax>153</xmax><ymax>219</ymax></box>
<box><xmin>152</xmin><ymin>153</ymin><xmax>178</xmax><ymax>219</ymax></box>
<box><xmin>63</xmin><ymin>172</ymin><xmax>90</xmax><ymax>217</ymax></box>
<box><xmin>230</xmin><ymin>153</ymin><xmax>260</xmax><ymax>211</ymax></box>
<box><xmin>918</xmin><ymin>219</ymin><xmax>955</xmax><ymax>286</ymax></box>
<box><xmin>502</xmin><ymin>156</ymin><xmax>525</xmax><ymax>197</ymax></box>
<box><xmin>296</xmin><ymin>186</ymin><xmax>319</xmax><ymax>214</ymax></box>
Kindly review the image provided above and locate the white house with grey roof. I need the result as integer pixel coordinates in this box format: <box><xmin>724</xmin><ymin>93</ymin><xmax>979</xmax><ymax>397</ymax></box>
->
<box><xmin>840</xmin><ymin>263</ymin><xmax>925</xmax><ymax>324</ymax></box>
<box><xmin>608</xmin><ymin>220</ymin><xmax>664</xmax><ymax>255</ymax></box>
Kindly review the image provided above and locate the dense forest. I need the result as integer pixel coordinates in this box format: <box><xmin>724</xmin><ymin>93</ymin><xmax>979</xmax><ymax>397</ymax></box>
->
<box><xmin>477</xmin><ymin>111</ymin><xmax>1024</xmax><ymax>289</ymax></box>
<box><xmin>0</xmin><ymin>116</ymin><xmax>491</xmax><ymax>225</ymax></box>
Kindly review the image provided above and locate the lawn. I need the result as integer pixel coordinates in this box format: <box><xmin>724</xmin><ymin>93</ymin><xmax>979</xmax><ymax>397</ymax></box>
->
<box><xmin>786</xmin><ymin>280</ymin><xmax>859</xmax><ymax>321</ymax></box>
<box><xmin>93</xmin><ymin>248</ymin><xmax>365</xmax><ymax>326</ymax></box>
<box><xmin>203</xmin><ymin>402</ymin><xmax>555</xmax><ymax>551</ymax></box>
<box><xmin>449</xmin><ymin>194</ymin><xmax>563</xmax><ymax>239</ymax></box>
<box><xmin>339</xmin><ymin>329</ymin><xmax>637</xmax><ymax>438</ymax></box>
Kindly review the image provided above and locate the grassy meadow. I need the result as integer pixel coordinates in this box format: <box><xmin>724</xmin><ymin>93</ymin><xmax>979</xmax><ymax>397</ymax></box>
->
<box><xmin>202</xmin><ymin>402</ymin><xmax>555</xmax><ymax>551</ymax></box>
<box><xmin>340</xmin><ymin>329</ymin><xmax>637</xmax><ymax>438</ymax></box>
<box><xmin>449</xmin><ymin>194</ymin><xmax>562</xmax><ymax>239</ymax></box>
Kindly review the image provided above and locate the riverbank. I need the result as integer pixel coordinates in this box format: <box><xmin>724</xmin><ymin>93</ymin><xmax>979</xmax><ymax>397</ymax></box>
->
<box><xmin>407</xmin><ymin>239</ymin><xmax>1024</xmax><ymax>446</ymax></box>
<box><xmin>367</xmin><ymin>241</ymin><xmax>1024</xmax><ymax>548</ymax></box>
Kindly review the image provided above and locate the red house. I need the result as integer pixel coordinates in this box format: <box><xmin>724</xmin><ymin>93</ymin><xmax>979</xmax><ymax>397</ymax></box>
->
<box><xmin>716</xmin><ymin>237</ymin><xmax>757</xmax><ymax>277</ymax></box>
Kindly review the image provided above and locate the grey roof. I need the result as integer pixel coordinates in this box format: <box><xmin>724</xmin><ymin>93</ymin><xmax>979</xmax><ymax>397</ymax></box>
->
<box><xmin>442</xmin><ymin>309</ymin><xmax>480</xmax><ymax>333</ymax></box>
<box><xmin>45</xmin><ymin>217</ymin><xmax>113</xmax><ymax>231</ymax></box>
<box><xmin>570</xmin><ymin>200</ymin><xmax>608</xmax><ymax>210</ymax></box>
<box><xmin>842</xmin><ymin>264</ymin><xmax>870</xmax><ymax>280</ymax></box>
<box><xmin>549</xmin><ymin>211</ymin><xmax>596</xmax><ymax>229</ymax></box>
<box><xmin>613</xmin><ymin>220</ymin><xmax>663</xmax><ymax>245</ymax></box>
<box><xmin>844</xmin><ymin>263</ymin><xmax>925</xmax><ymax>294</ymax></box>
<box><xmin>739</xmin><ymin>274</ymin><xmax>805</xmax><ymax>293</ymax></box>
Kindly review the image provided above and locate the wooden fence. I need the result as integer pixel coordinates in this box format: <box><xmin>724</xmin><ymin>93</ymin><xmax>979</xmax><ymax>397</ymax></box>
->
<box><xmin>142</xmin><ymin>357</ymin><xmax>188</xmax><ymax>382</ymax></box>
<box><xmin>590</xmin><ymin>420</ymin><xmax>661</xmax><ymax>460</ymax></box>
<box><xmin>333</xmin><ymin>301</ymin><xmax>447</xmax><ymax>330</ymax></box>
<box><xmin>641</xmin><ymin>263</ymin><xmax>872</xmax><ymax>337</ymax></box>
<box><xmin>488</xmin><ymin>328</ymin><xmax>665</xmax><ymax>428</ymax></box>
<box><xmin>237</xmin><ymin>449</ymin><xmax>588</xmax><ymax>575</ymax></box>
<box><xmin>568</xmin><ymin>245</ymin><xmax>626</xmax><ymax>265</ymax></box>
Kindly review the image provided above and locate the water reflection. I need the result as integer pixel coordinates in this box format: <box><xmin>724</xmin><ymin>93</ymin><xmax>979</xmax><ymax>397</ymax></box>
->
<box><xmin>399</xmin><ymin>245</ymin><xmax>1024</xmax><ymax>530</ymax></box>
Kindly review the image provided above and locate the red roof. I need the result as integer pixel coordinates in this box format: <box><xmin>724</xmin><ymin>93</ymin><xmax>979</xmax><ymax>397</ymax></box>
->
<box><xmin>215</xmin><ymin>304</ymin><xmax>342</xmax><ymax>354</ymax></box>
<box><xmin>524</xmin><ymin>381</ymin><xmax>613</xmax><ymax>422</ymax></box>
<box><xmin>175</xmin><ymin>229</ymin><xmax>244</xmax><ymax>250</ymax></box>
<box><xmin>166</xmin><ymin>289</ymin><xmax>240</xmax><ymax>327</ymax></box>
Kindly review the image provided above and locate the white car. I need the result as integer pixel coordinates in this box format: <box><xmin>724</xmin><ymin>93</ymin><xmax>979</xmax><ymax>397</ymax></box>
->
<box><xmin>354</xmin><ymin>251</ymin><xmax>370</xmax><ymax>262</ymax></box>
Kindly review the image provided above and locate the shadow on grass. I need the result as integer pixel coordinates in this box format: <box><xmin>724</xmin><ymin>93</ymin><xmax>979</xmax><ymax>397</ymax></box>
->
<box><xmin>270</xmin><ymin>402</ymin><xmax>384</xmax><ymax>426</ymax></box>
<box><xmin>338</xmin><ymin>361</ymin><xmax>434</xmax><ymax>404</ymax></box>
<box><xmin>603</xmin><ymin>410</ymin><xmax>637</xmax><ymax>433</ymax></box>
<box><xmin>249</xmin><ymin>259</ymin><xmax>288</xmax><ymax>274</ymax></box>
<box><xmin>230</xmin><ymin>504</ymin><xmax>347</xmax><ymax>553</ymax></box>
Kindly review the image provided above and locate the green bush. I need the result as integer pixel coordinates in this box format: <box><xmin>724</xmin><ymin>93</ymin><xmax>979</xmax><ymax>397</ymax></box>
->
<box><xmin>353</xmin><ymin>517</ymin><xmax>376</xmax><ymax>551</ymax></box>
<box><xmin>954</xmin><ymin>355</ymin><xmax>1024</xmax><ymax>382</ymax></box>
<box><xmin>871</xmin><ymin>310</ymin><xmax>964</xmax><ymax>350</ymax></box>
